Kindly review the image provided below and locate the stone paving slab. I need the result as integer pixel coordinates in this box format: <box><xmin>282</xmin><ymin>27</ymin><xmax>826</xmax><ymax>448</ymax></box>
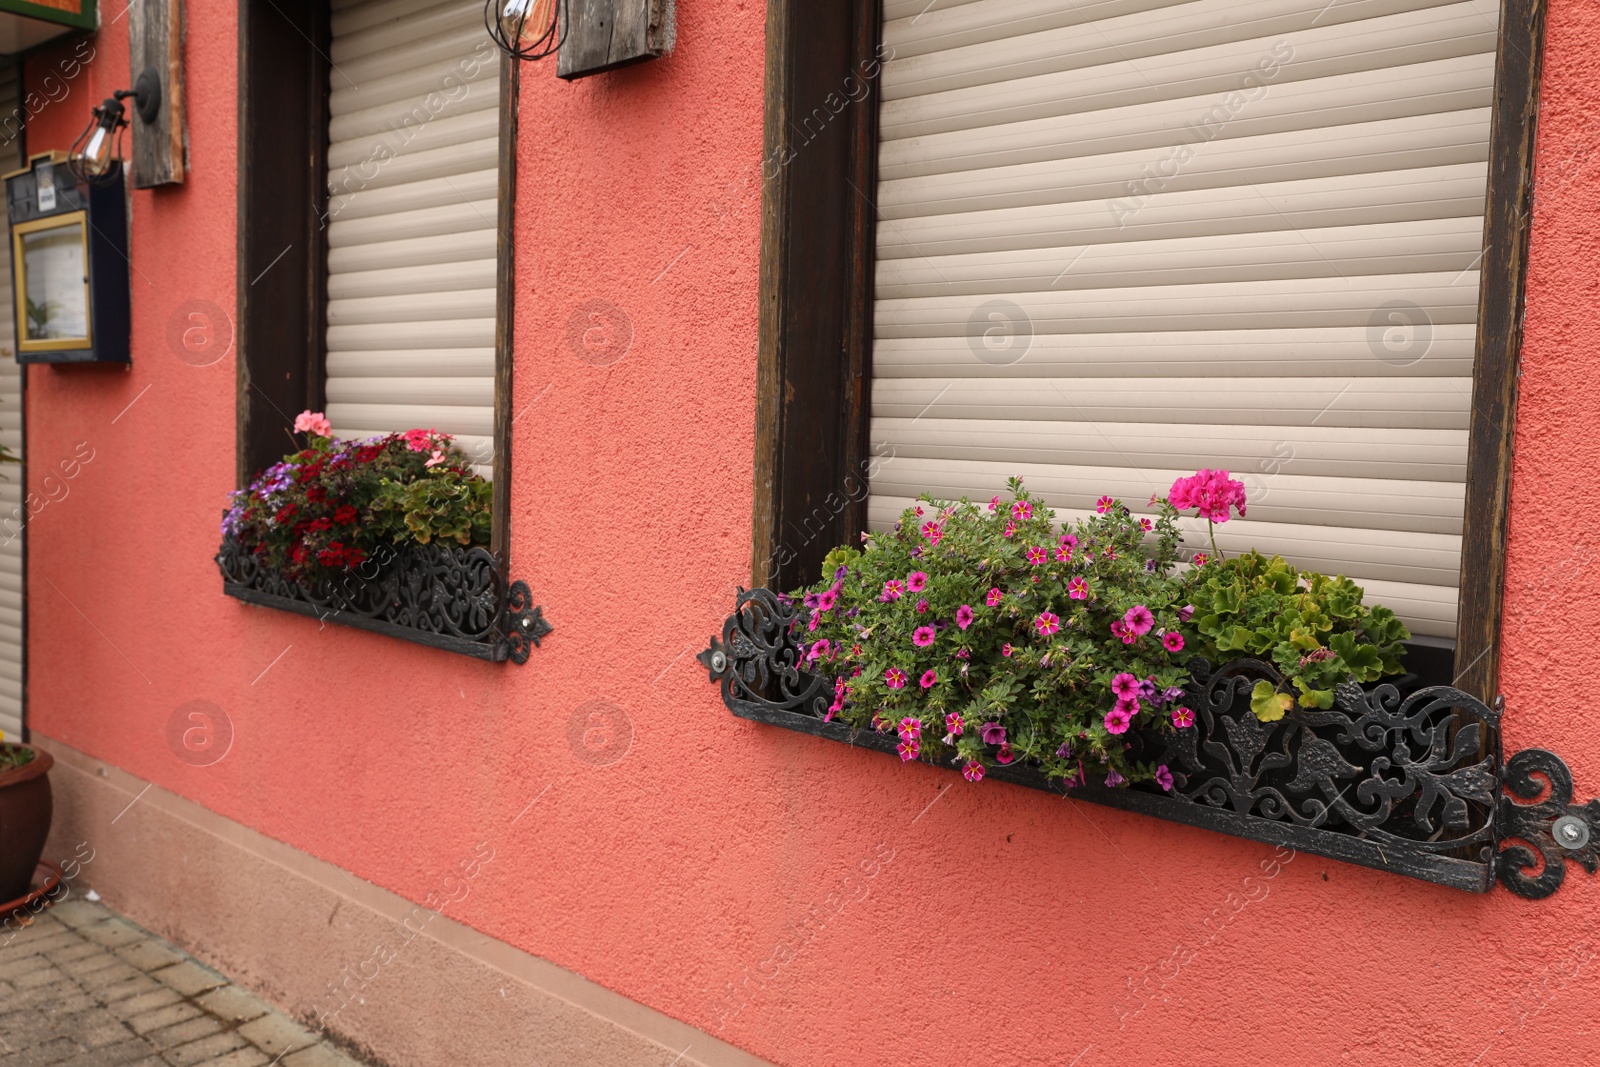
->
<box><xmin>0</xmin><ymin>899</ymin><xmax>377</xmax><ymax>1067</ymax></box>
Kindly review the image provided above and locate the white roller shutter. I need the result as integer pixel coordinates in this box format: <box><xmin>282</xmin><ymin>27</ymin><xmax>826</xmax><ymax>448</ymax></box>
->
<box><xmin>325</xmin><ymin>0</ymin><xmax>499</xmax><ymax>477</ymax></box>
<box><xmin>870</xmin><ymin>0</ymin><xmax>1502</xmax><ymax>639</ymax></box>
<box><xmin>0</xmin><ymin>58</ymin><xmax>23</xmax><ymax>740</ymax></box>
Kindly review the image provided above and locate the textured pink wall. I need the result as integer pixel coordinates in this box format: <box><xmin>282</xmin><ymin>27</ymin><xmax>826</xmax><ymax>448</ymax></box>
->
<box><xmin>18</xmin><ymin>1</ymin><xmax>1600</xmax><ymax>1064</ymax></box>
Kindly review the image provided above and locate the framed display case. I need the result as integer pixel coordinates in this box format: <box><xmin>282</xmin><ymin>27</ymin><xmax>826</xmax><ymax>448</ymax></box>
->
<box><xmin>4</xmin><ymin>152</ymin><xmax>129</xmax><ymax>364</ymax></box>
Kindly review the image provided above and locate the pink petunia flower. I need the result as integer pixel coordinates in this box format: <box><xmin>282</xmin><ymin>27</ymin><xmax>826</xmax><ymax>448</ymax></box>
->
<box><xmin>906</xmin><ymin>571</ymin><xmax>929</xmax><ymax>592</ymax></box>
<box><xmin>1104</xmin><ymin>706</ymin><xmax>1134</xmax><ymax>734</ymax></box>
<box><xmin>919</xmin><ymin>669</ymin><xmax>936</xmax><ymax>689</ymax></box>
<box><xmin>880</xmin><ymin>580</ymin><xmax>904</xmax><ymax>602</ymax></box>
<box><xmin>945</xmin><ymin>712</ymin><xmax>964</xmax><ymax>736</ymax></box>
<box><xmin>956</xmin><ymin>604</ymin><xmax>975</xmax><ymax>630</ymax></box>
<box><xmin>1068</xmin><ymin>577</ymin><xmax>1088</xmax><ymax>600</ymax></box>
<box><xmin>1178</xmin><ymin>604</ymin><xmax>1195</xmax><ymax>622</ymax></box>
<box><xmin>294</xmin><ymin>410</ymin><xmax>333</xmax><ymax>437</ymax></box>
<box><xmin>425</xmin><ymin>449</ymin><xmax>447</xmax><ymax>468</ymax></box>
<box><xmin>986</xmin><ymin>588</ymin><xmax>1003</xmax><ymax>607</ymax></box>
<box><xmin>1060</xmin><ymin>533</ymin><xmax>1079</xmax><ymax>551</ymax></box>
<box><xmin>921</xmin><ymin>521</ymin><xmax>943</xmax><ymax>543</ymax></box>
<box><xmin>1171</xmin><ymin>706</ymin><xmax>1195</xmax><ymax>729</ymax></box>
<box><xmin>1155</xmin><ymin>765</ymin><xmax>1175</xmax><ymax>791</ymax></box>
<box><xmin>988</xmin><ymin>495</ymin><xmax>1001</xmax><ymax>513</ymax></box>
<box><xmin>1139</xmin><ymin>518</ymin><xmax>1153</xmax><ymax>532</ymax></box>
<box><xmin>1003</xmin><ymin>521</ymin><xmax>1017</xmax><ymax>539</ymax></box>
<box><xmin>1116</xmin><ymin>696</ymin><xmax>1140</xmax><ymax>717</ymax></box>
<box><xmin>963</xmin><ymin>760</ymin><xmax>986</xmax><ymax>782</ymax></box>
<box><xmin>1095</xmin><ymin>495</ymin><xmax>1114</xmax><ymax>513</ymax></box>
<box><xmin>897</xmin><ymin>717</ymin><xmax>922</xmax><ymax>740</ymax></box>
<box><xmin>884</xmin><ymin>668</ymin><xmax>907</xmax><ymax>689</ymax></box>
<box><xmin>1012</xmin><ymin>500</ymin><xmax>1033</xmax><ymax>521</ymax></box>
<box><xmin>1105</xmin><ymin>770</ymin><xmax>1126</xmax><ymax>788</ymax></box>
<box><xmin>817</xmin><ymin>589</ymin><xmax>837</xmax><ymax>612</ymax></box>
<box><xmin>980</xmin><ymin>721</ymin><xmax>1006</xmax><ymax>745</ymax></box>
<box><xmin>916</xmin><ymin>599</ymin><xmax>929</xmax><ymax>613</ymax></box>
<box><xmin>1111</xmin><ymin>672</ymin><xmax>1141</xmax><ymax>700</ymax></box>
<box><xmin>912</xmin><ymin>625</ymin><xmax>936</xmax><ymax>647</ymax></box>
<box><xmin>806</xmin><ymin>639</ymin><xmax>830</xmax><ymax>662</ymax></box>
<box><xmin>1162</xmin><ymin>632</ymin><xmax>1185</xmax><ymax>652</ymax></box>
<box><xmin>1055</xmin><ymin>545</ymin><xmax>1072</xmax><ymax>563</ymax></box>
<box><xmin>1026</xmin><ymin>546</ymin><xmax>1048</xmax><ymax>566</ymax></box>
<box><xmin>1123</xmin><ymin>605</ymin><xmax>1155</xmax><ymax>636</ymax></box>
<box><xmin>1001</xmin><ymin>643</ymin><xmax>1014</xmax><ymax>657</ymax></box>
<box><xmin>897</xmin><ymin>739</ymin><xmax>920</xmax><ymax>762</ymax></box>
<box><xmin>1192</xmin><ymin>553</ymin><xmax>1208</xmax><ymax>567</ymax></box>
<box><xmin>996</xmin><ymin>743</ymin><xmax>1015</xmax><ymax>765</ymax></box>
<box><xmin>1034</xmin><ymin>612</ymin><xmax>1060</xmax><ymax>637</ymax></box>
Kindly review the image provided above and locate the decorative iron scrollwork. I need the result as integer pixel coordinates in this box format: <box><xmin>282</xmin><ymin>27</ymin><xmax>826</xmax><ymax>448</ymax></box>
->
<box><xmin>704</xmin><ymin>587</ymin><xmax>1600</xmax><ymax>898</ymax></box>
<box><xmin>217</xmin><ymin>535</ymin><xmax>550</xmax><ymax>663</ymax></box>
<box><xmin>1496</xmin><ymin>750</ymin><xmax>1600</xmax><ymax>899</ymax></box>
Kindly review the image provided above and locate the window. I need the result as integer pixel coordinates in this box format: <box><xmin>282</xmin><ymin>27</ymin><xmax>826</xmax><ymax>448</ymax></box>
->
<box><xmin>755</xmin><ymin>0</ymin><xmax>1542</xmax><ymax>700</ymax></box>
<box><xmin>237</xmin><ymin>0</ymin><xmax>516</xmax><ymax>557</ymax></box>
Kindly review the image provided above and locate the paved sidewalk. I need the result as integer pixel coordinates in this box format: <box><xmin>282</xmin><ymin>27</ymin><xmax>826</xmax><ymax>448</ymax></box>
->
<box><xmin>0</xmin><ymin>898</ymin><xmax>374</xmax><ymax>1067</ymax></box>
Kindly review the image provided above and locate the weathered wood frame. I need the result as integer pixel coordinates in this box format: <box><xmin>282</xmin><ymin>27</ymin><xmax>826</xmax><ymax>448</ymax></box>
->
<box><xmin>127</xmin><ymin>0</ymin><xmax>185</xmax><ymax>188</ymax></box>
<box><xmin>754</xmin><ymin>1</ymin><xmax>1548</xmax><ymax>703</ymax></box>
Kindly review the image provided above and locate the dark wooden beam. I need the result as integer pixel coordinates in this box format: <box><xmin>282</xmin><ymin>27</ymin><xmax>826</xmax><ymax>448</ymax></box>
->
<box><xmin>752</xmin><ymin>0</ymin><xmax>882</xmax><ymax>593</ymax></box>
<box><xmin>556</xmin><ymin>0</ymin><xmax>671</xmax><ymax>80</ymax></box>
<box><xmin>1455</xmin><ymin>0</ymin><xmax>1547</xmax><ymax>702</ymax></box>
<box><xmin>492</xmin><ymin>53</ymin><xmax>519</xmax><ymax>564</ymax></box>
<box><xmin>128</xmin><ymin>0</ymin><xmax>185</xmax><ymax>188</ymax></box>
<box><xmin>235</xmin><ymin>0</ymin><xmax>327</xmax><ymax>486</ymax></box>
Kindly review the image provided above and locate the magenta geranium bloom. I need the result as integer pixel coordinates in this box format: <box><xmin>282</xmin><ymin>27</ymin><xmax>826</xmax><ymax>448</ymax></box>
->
<box><xmin>1104</xmin><ymin>706</ymin><xmax>1134</xmax><ymax>734</ymax></box>
<box><xmin>1155</xmin><ymin>765</ymin><xmax>1175</xmax><ymax>791</ymax></box>
<box><xmin>955</xmin><ymin>604</ymin><xmax>975</xmax><ymax>630</ymax></box>
<box><xmin>919</xmin><ymin>669</ymin><xmax>937</xmax><ymax>689</ymax></box>
<box><xmin>1012</xmin><ymin>500</ymin><xmax>1032</xmax><ymax>521</ymax></box>
<box><xmin>980</xmin><ymin>721</ymin><xmax>1006</xmax><ymax>745</ymax></box>
<box><xmin>1168</xmin><ymin>468</ymin><xmax>1248</xmax><ymax>523</ymax></box>
<box><xmin>912</xmin><ymin>625</ymin><xmax>936</xmax><ymax>647</ymax></box>
<box><xmin>1162</xmin><ymin>631</ymin><xmax>1185</xmax><ymax>652</ymax></box>
<box><xmin>1171</xmin><ymin>706</ymin><xmax>1195</xmax><ymax>728</ymax></box>
<box><xmin>1123</xmin><ymin>605</ymin><xmax>1154</xmax><ymax>636</ymax></box>
<box><xmin>985</xmin><ymin>587</ymin><xmax>1003</xmax><ymax>606</ymax></box>
<box><xmin>1068</xmin><ymin>577</ymin><xmax>1088</xmax><ymax>600</ymax></box>
<box><xmin>1034</xmin><ymin>611</ymin><xmax>1060</xmax><ymax>637</ymax></box>
<box><xmin>963</xmin><ymin>760</ymin><xmax>985</xmax><ymax>782</ymax></box>
<box><xmin>884</xmin><ymin>667</ymin><xmax>907</xmax><ymax>689</ymax></box>
<box><xmin>906</xmin><ymin>571</ymin><xmax>928</xmax><ymax>592</ymax></box>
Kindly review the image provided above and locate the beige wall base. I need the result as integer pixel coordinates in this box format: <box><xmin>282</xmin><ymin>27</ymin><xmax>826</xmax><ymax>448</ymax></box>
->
<box><xmin>33</xmin><ymin>735</ymin><xmax>771</xmax><ymax>1067</ymax></box>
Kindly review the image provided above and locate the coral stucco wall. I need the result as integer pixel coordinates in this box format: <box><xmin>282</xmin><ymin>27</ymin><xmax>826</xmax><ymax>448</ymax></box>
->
<box><xmin>17</xmin><ymin>1</ymin><xmax>1600</xmax><ymax>1064</ymax></box>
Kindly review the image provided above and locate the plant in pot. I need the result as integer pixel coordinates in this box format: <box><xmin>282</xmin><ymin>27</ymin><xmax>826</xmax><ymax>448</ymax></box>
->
<box><xmin>0</xmin><ymin>738</ymin><xmax>53</xmax><ymax>908</ymax></box>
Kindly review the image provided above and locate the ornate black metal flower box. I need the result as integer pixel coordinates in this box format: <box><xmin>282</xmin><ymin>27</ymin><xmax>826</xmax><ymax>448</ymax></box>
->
<box><xmin>216</xmin><ymin>535</ymin><xmax>551</xmax><ymax>663</ymax></box>
<box><xmin>701</xmin><ymin>589</ymin><xmax>1599</xmax><ymax>899</ymax></box>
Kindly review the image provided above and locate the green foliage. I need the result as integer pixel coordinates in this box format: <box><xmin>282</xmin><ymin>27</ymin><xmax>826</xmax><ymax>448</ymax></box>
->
<box><xmin>0</xmin><ymin>742</ymin><xmax>33</xmax><ymax>771</ymax></box>
<box><xmin>1187</xmin><ymin>551</ymin><xmax>1409</xmax><ymax>719</ymax></box>
<box><xmin>223</xmin><ymin>429</ymin><xmax>492</xmax><ymax>584</ymax></box>
<box><xmin>794</xmin><ymin>479</ymin><xmax>1194</xmax><ymax>787</ymax></box>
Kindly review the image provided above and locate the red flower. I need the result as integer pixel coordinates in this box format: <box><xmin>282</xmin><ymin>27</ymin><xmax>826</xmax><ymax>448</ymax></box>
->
<box><xmin>274</xmin><ymin>504</ymin><xmax>298</xmax><ymax>524</ymax></box>
<box><xmin>308</xmin><ymin>517</ymin><xmax>333</xmax><ymax>533</ymax></box>
<box><xmin>306</xmin><ymin>486</ymin><xmax>327</xmax><ymax>503</ymax></box>
<box><xmin>333</xmin><ymin>505</ymin><xmax>358</xmax><ymax>525</ymax></box>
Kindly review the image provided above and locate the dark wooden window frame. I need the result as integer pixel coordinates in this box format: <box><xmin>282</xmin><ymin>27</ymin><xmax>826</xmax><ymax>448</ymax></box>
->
<box><xmin>753</xmin><ymin>0</ymin><xmax>1546</xmax><ymax>704</ymax></box>
<box><xmin>236</xmin><ymin>2</ymin><xmax>518</xmax><ymax>564</ymax></box>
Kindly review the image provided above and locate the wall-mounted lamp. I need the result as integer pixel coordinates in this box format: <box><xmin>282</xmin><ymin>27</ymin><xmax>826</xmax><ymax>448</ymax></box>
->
<box><xmin>69</xmin><ymin>67</ymin><xmax>161</xmax><ymax>187</ymax></box>
<box><xmin>486</xmin><ymin>0</ymin><xmax>566</xmax><ymax>62</ymax></box>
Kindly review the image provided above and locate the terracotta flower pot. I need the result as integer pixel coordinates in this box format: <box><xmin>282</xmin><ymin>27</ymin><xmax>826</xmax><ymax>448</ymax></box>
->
<box><xmin>0</xmin><ymin>746</ymin><xmax>53</xmax><ymax>903</ymax></box>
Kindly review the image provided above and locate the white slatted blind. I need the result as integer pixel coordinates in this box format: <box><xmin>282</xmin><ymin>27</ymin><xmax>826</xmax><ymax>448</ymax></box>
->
<box><xmin>325</xmin><ymin>0</ymin><xmax>499</xmax><ymax>477</ymax></box>
<box><xmin>871</xmin><ymin>0</ymin><xmax>1502</xmax><ymax>638</ymax></box>
<box><xmin>0</xmin><ymin>59</ymin><xmax>24</xmax><ymax>740</ymax></box>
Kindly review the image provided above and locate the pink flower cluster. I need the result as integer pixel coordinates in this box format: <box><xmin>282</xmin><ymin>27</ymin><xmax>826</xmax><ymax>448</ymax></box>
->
<box><xmin>897</xmin><ymin>717</ymin><xmax>922</xmax><ymax>761</ymax></box>
<box><xmin>1167</xmin><ymin>469</ymin><xmax>1247</xmax><ymax>523</ymax></box>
